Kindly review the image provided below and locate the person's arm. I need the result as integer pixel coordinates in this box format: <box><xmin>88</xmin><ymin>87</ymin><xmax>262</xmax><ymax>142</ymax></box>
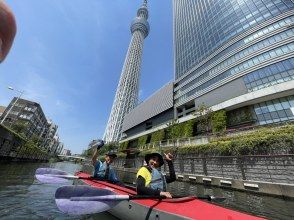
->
<box><xmin>91</xmin><ymin>140</ymin><xmax>104</xmax><ymax>166</ymax></box>
<box><xmin>165</xmin><ymin>160</ymin><xmax>176</xmax><ymax>183</ymax></box>
<box><xmin>163</xmin><ymin>153</ymin><xmax>176</xmax><ymax>183</ymax></box>
<box><xmin>92</xmin><ymin>149</ymin><xmax>99</xmax><ymax>166</ymax></box>
<box><xmin>136</xmin><ymin>176</ymin><xmax>161</xmax><ymax>196</ymax></box>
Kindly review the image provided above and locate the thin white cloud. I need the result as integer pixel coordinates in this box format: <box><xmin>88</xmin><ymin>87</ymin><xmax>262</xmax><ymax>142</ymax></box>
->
<box><xmin>55</xmin><ymin>99</ymin><xmax>72</xmax><ymax>111</ymax></box>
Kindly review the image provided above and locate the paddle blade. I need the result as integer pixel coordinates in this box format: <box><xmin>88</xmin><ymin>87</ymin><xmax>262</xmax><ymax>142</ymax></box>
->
<box><xmin>35</xmin><ymin>168</ymin><xmax>70</xmax><ymax>184</ymax></box>
<box><xmin>55</xmin><ymin>186</ymin><xmax>120</xmax><ymax>215</ymax></box>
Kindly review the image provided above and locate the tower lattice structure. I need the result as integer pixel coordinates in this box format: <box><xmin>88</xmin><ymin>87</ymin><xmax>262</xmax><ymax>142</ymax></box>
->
<box><xmin>103</xmin><ymin>1</ymin><xmax>150</xmax><ymax>142</ymax></box>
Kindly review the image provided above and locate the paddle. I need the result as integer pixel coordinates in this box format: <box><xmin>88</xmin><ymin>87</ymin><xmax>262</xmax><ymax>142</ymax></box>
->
<box><xmin>35</xmin><ymin>168</ymin><xmax>91</xmax><ymax>184</ymax></box>
<box><xmin>55</xmin><ymin>185</ymin><xmax>226</xmax><ymax>215</ymax></box>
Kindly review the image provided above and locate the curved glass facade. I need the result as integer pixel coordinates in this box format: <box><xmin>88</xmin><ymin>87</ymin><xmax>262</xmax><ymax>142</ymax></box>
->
<box><xmin>176</xmin><ymin>16</ymin><xmax>294</xmax><ymax>87</ymax></box>
<box><xmin>174</xmin><ymin>0</ymin><xmax>293</xmax><ymax>79</ymax></box>
<box><xmin>173</xmin><ymin>0</ymin><xmax>294</xmax><ymax>109</ymax></box>
<box><xmin>254</xmin><ymin>95</ymin><xmax>294</xmax><ymax>124</ymax></box>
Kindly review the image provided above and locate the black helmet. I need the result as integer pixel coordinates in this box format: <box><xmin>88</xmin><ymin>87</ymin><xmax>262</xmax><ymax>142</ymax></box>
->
<box><xmin>145</xmin><ymin>152</ymin><xmax>164</xmax><ymax>167</ymax></box>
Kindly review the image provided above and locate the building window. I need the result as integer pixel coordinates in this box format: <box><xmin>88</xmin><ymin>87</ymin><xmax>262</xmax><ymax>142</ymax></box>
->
<box><xmin>227</xmin><ymin>106</ymin><xmax>256</xmax><ymax>127</ymax></box>
<box><xmin>243</xmin><ymin>58</ymin><xmax>294</xmax><ymax>92</ymax></box>
<box><xmin>254</xmin><ymin>95</ymin><xmax>294</xmax><ymax>125</ymax></box>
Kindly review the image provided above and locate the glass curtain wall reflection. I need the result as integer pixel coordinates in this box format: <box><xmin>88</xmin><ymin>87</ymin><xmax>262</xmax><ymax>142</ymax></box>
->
<box><xmin>173</xmin><ymin>0</ymin><xmax>294</xmax><ymax>126</ymax></box>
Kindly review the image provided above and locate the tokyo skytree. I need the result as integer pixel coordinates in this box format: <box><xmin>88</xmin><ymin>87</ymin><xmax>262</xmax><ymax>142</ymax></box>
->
<box><xmin>103</xmin><ymin>0</ymin><xmax>150</xmax><ymax>142</ymax></box>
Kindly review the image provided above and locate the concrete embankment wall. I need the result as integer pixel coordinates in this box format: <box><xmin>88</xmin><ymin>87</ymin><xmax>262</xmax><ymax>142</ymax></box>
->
<box><xmin>0</xmin><ymin>125</ymin><xmax>48</xmax><ymax>162</ymax></box>
<box><xmin>111</xmin><ymin>154</ymin><xmax>294</xmax><ymax>198</ymax></box>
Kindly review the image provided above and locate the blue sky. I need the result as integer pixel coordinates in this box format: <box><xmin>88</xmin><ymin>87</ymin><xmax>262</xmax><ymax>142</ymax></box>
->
<box><xmin>0</xmin><ymin>0</ymin><xmax>173</xmax><ymax>154</ymax></box>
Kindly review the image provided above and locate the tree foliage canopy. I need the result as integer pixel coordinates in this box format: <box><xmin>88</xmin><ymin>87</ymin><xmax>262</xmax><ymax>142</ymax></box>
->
<box><xmin>211</xmin><ymin>110</ymin><xmax>227</xmax><ymax>133</ymax></box>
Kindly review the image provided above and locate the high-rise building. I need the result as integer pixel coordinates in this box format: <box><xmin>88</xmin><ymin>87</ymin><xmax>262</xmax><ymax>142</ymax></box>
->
<box><xmin>61</xmin><ymin>148</ymin><xmax>71</xmax><ymax>156</ymax></box>
<box><xmin>121</xmin><ymin>82</ymin><xmax>174</xmax><ymax>140</ymax></box>
<box><xmin>42</xmin><ymin>120</ymin><xmax>58</xmax><ymax>152</ymax></box>
<box><xmin>103</xmin><ymin>0</ymin><xmax>150</xmax><ymax>142</ymax></box>
<box><xmin>120</xmin><ymin>0</ymin><xmax>294</xmax><ymax>144</ymax></box>
<box><xmin>0</xmin><ymin>97</ymin><xmax>63</xmax><ymax>153</ymax></box>
<box><xmin>0</xmin><ymin>106</ymin><xmax>6</xmax><ymax>117</ymax></box>
<box><xmin>173</xmin><ymin>0</ymin><xmax>294</xmax><ymax>126</ymax></box>
<box><xmin>49</xmin><ymin>133</ymin><xmax>61</xmax><ymax>154</ymax></box>
<box><xmin>56</xmin><ymin>142</ymin><xmax>64</xmax><ymax>155</ymax></box>
<box><xmin>1</xmin><ymin>97</ymin><xmax>48</xmax><ymax>138</ymax></box>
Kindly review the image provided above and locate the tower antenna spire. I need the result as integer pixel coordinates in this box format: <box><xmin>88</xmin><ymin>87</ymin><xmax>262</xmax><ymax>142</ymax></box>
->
<box><xmin>143</xmin><ymin>0</ymin><xmax>147</xmax><ymax>6</ymax></box>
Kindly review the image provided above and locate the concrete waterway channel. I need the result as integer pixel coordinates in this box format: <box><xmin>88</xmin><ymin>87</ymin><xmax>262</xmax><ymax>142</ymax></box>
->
<box><xmin>0</xmin><ymin>161</ymin><xmax>293</xmax><ymax>220</ymax></box>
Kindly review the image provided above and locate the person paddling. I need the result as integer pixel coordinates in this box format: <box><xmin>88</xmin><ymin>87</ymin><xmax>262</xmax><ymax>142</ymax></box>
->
<box><xmin>136</xmin><ymin>152</ymin><xmax>176</xmax><ymax>198</ymax></box>
<box><xmin>91</xmin><ymin>140</ymin><xmax>120</xmax><ymax>184</ymax></box>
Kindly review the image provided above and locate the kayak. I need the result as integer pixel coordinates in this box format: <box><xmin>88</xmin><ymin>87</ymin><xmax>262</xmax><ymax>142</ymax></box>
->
<box><xmin>75</xmin><ymin>172</ymin><xmax>266</xmax><ymax>220</ymax></box>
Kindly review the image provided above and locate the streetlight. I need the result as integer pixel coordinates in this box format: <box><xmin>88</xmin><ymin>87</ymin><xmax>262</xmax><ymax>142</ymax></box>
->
<box><xmin>0</xmin><ymin>86</ymin><xmax>24</xmax><ymax>124</ymax></box>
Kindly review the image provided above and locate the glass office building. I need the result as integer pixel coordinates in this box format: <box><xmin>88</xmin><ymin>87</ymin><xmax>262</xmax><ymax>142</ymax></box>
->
<box><xmin>173</xmin><ymin>0</ymin><xmax>294</xmax><ymax>126</ymax></box>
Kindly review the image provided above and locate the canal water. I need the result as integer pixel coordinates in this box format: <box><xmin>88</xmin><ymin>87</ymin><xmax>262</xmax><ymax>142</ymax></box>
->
<box><xmin>0</xmin><ymin>162</ymin><xmax>118</xmax><ymax>220</ymax></box>
<box><xmin>0</xmin><ymin>161</ymin><xmax>293</xmax><ymax>220</ymax></box>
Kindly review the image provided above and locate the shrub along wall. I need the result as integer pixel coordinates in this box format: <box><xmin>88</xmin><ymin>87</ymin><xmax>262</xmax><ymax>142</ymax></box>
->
<box><xmin>162</xmin><ymin>124</ymin><xmax>294</xmax><ymax>157</ymax></box>
<box><xmin>120</xmin><ymin>110</ymin><xmax>227</xmax><ymax>149</ymax></box>
<box><xmin>119</xmin><ymin>118</ymin><xmax>198</xmax><ymax>148</ymax></box>
<box><xmin>120</xmin><ymin>108</ymin><xmax>227</xmax><ymax>148</ymax></box>
<box><xmin>119</xmin><ymin>121</ymin><xmax>293</xmax><ymax>157</ymax></box>
<box><xmin>16</xmin><ymin>140</ymin><xmax>48</xmax><ymax>160</ymax></box>
<box><xmin>127</xmin><ymin>124</ymin><xmax>294</xmax><ymax>158</ymax></box>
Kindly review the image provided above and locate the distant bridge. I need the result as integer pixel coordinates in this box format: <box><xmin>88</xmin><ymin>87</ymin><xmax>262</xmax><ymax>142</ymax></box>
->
<box><xmin>57</xmin><ymin>155</ymin><xmax>86</xmax><ymax>161</ymax></box>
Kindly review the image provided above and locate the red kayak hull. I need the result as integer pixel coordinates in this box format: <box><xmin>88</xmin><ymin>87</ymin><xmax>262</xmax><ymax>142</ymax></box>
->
<box><xmin>75</xmin><ymin>172</ymin><xmax>266</xmax><ymax>220</ymax></box>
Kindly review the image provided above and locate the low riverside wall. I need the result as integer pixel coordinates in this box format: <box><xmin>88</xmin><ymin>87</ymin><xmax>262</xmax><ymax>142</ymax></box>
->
<box><xmin>0</xmin><ymin>125</ymin><xmax>49</xmax><ymax>162</ymax></box>
<box><xmin>111</xmin><ymin>154</ymin><xmax>294</xmax><ymax>198</ymax></box>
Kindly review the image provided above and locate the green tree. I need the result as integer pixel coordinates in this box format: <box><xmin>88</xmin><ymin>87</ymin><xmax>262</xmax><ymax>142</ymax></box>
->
<box><xmin>165</xmin><ymin>119</ymin><xmax>179</xmax><ymax>140</ymax></box>
<box><xmin>150</xmin><ymin>130</ymin><xmax>165</xmax><ymax>143</ymax></box>
<box><xmin>194</xmin><ymin>103</ymin><xmax>212</xmax><ymax>133</ymax></box>
<box><xmin>99</xmin><ymin>142</ymin><xmax>118</xmax><ymax>154</ymax></box>
<box><xmin>138</xmin><ymin>135</ymin><xmax>148</xmax><ymax>148</ymax></box>
<box><xmin>183</xmin><ymin>119</ymin><xmax>196</xmax><ymax>137</ymax></box>
<box><xmin>118</xmin><ymin>141</ymin><xmax>129</xmax><ymax>152</ymax></box>
<box><xmin>211</xmin><ymin>110</ymin><xmax>227</xmax><ymax>134</ymax></box>
<box><xmin>11</xmin><ymin>121</ymin><xmax>28</xmax><ymax>137</ymax></box>
<box><xmin>81</xmin><ymin>148</ymin><xmax>93</xmax><ymax>158</ymax></box>
<box><xmin>165</xmin><ymin>119</ymin><xmax>181</xmax><ymax>149</ymax></box>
